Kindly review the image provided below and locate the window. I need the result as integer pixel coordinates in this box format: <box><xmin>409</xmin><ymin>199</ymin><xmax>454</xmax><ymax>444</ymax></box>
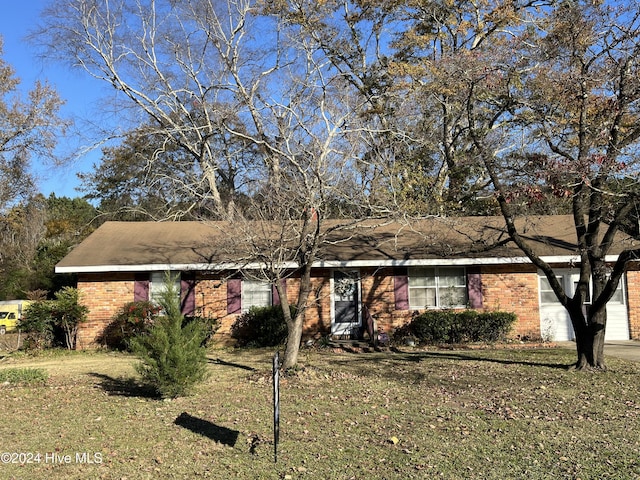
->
<box><xmin>610</xmin><ymin>278</ymin><xmax>625</xmax><ymax>304</ymax></box>
<box><xmin>539</xmin><ymin>274</ymin><xmax>625</xmax><ymax>305</ymax></box>
<box><xmin>242</xmin><ymin>279</ymin><xmax>272</xmax><ymax>312</ymax></box>
<box><xmin>408</xmin><ymin>267</ymin><xmax>467</xmax><ymax>309</ymax></box>
<box><xmin>150</xmin><ymin>271</ymin><xmax>181</xmax><ymax>306</ymax></box>
<box><xmin>539</xmin><ymin>276</ymin><xmax>562</xmax><ymax>305</ymax></box>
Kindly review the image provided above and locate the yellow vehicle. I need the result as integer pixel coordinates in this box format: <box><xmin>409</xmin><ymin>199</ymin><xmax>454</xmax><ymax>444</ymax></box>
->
<box><xmin>0</xmin><ymin>301</ymin><xmax>31</xmax><ymax>335</ymax></box>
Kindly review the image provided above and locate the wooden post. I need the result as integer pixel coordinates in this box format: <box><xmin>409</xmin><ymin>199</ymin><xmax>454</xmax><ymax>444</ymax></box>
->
<box><xmin>273</xmin><ymin>350</ymin><xmax>280</xmax><ymax>463</ymax></box>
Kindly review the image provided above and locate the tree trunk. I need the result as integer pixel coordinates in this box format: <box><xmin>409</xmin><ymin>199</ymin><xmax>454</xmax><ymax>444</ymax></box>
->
<box><xmin>572</xmin><ymin>305</ymin><xmax>607</xmax><ymax>370</ymax></box>
<box><xmin>281</xmin><ymin>314</ymin><xmax>304</xmax><ymax>370</ymax></box>
<box><xmin>589</xmin><ymin>307</ymin><xmax>607</xmax><ymax>370</ymax></box>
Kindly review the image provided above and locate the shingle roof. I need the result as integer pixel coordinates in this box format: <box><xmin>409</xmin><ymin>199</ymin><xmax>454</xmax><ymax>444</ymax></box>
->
<box><xmin>55</xmin><ymin>216</ymin><xmax>639</xmax><ymax>273</ymax></box>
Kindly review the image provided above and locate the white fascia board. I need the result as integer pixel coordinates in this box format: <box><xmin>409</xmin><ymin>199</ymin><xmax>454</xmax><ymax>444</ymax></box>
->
<box><xmin>55</xmin><ymin>255</ymin><xmax>628</xmax><ymax>274</ymax></box>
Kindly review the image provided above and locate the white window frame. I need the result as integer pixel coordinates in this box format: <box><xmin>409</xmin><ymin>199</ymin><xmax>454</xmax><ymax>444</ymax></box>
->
<box><xmin>150</xmin><ymin>271</ymin><xmax>181</xmax><ymax>307</ymax></box>
<box><xmin>539</xmin><ymin>272</ymin><xmax>625</xmax><ymax>306</ymax></box>
<box><xmin>408</xmin><ymin>267</ymin><xmax>467</xmax><ymax>309</ymax></box>
<box><xmin>242</xmin><ymin>279</ymin><xmax>272</xmax><ymax>312</ymax></box>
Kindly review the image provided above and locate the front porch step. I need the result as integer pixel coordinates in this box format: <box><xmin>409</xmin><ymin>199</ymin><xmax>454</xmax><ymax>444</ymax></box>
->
<box><xmin>326</xmin><ymin>338</ymin><xmax>373</xmax><ymax>348</ymax></box>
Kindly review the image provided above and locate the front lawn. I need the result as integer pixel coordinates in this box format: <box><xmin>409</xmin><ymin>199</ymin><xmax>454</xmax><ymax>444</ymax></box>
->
<box><xmin>0</xmin><ymin>346</ymin><xmax>639</xmax><ymax>479</ymax></box>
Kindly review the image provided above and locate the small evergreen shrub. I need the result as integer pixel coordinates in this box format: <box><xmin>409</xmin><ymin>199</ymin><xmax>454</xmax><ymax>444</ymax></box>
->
<box><xmin>129</xmin><ymin>280</ymin><xmax>209</xmax><ymax>398</ymax></box>
<box><xmin>230</xmin><ymin>305</ymin><xmax>292</xmax><ymax>347</ymax></box>
<box><xmin>184</xmin><ymin>315</ymin><xmax>220</xmax><ymax>347</ymax></box>
<box><xmin>396</xmin><ymin>310</ymin><xmax>516</xmax><ymax>345</ymax></box>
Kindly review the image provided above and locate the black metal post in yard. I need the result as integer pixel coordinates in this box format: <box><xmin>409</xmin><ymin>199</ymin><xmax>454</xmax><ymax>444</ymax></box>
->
<box><xmin>273</xmin><ymin>350</ymin><xmax>280</xmax><ymax>463</ymax></box>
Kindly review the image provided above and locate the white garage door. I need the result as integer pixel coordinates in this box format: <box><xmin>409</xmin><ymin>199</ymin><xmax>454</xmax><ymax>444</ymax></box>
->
<box><xmin>539</xmin><ymin>270</ymin><xmax>629</xmax><ymax>342</ymax></box>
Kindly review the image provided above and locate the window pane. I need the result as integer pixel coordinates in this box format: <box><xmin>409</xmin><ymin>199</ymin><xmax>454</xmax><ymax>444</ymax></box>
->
<box><xmin>439</xmin><ymin>286</ymin><xmax>466</xmax><ymax>307</ymax></box>
<box><xmin>409</xmin><ymin>267</ymin><xmax>468</xmax><ymax>308</ymax></box>
<box><xmin>606</xmin><ymin>276</ymin><xmax>625</xmax><ymax>304</ymax></box>
<box><xmin>425</xmin><ymin>288</ymin><xmax>437</xmax><ymax>307</ymax></box>
<box><xmin>540</xmin><ymin>276</ymin><xmax>562</xmax><ymax>305</ymax></box>
<box><xmin>409</xmin><ymin>268</ymin><xmax>435</xmax><ymax>287</ymax></box>
<box><xmin>243</xmin><ymin>280</ymin><xmax>272</xmax><ymax>311</ymax></box>
<box><xmin>409</xmin><ymin>289</ymin><xmax>426</xmax><ymax>309</ymax></box>
<box><xmin>610</xmin><ymin>289</ymin><xmax>623</xmax><ymax>304</ymax></box>
<box><xmin>439</xmin><ymin>267</ymin><xmax>466</xmax><ymax>287</ymax></box>
<box><xmin>150</xmin><ymin>271</ymin><xmax>181</xmax><ymax>311</ymax></box>
<box><xmin>540</xmin><ymin>277</ymin><xmax>552</xmax><ymax>290</ymax></box>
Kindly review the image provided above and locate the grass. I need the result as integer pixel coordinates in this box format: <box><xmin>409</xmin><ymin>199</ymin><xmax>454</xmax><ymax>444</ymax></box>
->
<box><xmin>0</xmin><ymin>345</ymin><xmax>638</xmax><ymax>479</ymax></box>
<box><xmin>0</xmin><ymin>368</ymin><xmax>48</xmax><ymax>385</ymax></box>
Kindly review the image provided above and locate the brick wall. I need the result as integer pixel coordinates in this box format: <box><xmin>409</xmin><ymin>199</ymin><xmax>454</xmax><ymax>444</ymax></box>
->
<box><xmin>361</xmin><ymin>267</ymin><xmax>413</xmax><ymax>333</ymax></box>
<box><xmin>79</xmin><ymin>263</ymin><xmax>640</xmax><ymax>348</ymax></box>
<box><xmin>299</xmin><ymin>272</ymin><xmax>333</xmax><ymax>336</ymax></box>
<box><xmin>76</xmin><ymin>273</ymin><xmax>135</xmax><ymax>348</ymax></box>
<box><xmin>197</xmin><ymin>272</ymin><xmax>335</xmax><ymax>343</ymax></box>
<box><xmin>194</xmin><ymin>274</ymin><xmax>236</xmax><ymax>344</ymax></box>
<box><xmin>75</xmin><ymin>266</ymin><xmax>543</xmax><ymax>348</ymax></box>
<box><xmin>626</xmin><ymin>267</ymin><xmax>640</xmax><ymax>339</ymax></box>
<box><xmin>478</xmin><ymin>265</ymin><xmax>542</xmax><ymax>340</ymax></box>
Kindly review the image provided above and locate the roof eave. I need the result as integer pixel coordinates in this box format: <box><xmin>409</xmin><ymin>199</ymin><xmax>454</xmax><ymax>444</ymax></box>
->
<box><xmin>55</xmin><ymin>254</ymin><xmax>627</xmax><ymax>274</ymax></box>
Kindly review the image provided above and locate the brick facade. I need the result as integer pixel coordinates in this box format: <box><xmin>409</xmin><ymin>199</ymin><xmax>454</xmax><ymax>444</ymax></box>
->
<box><xmin>625</xmin><ymin>267</ymin><xmax>640</xmax><ymax>339</ymax></box>
<box><xmin>76</xmin><ymin>273</ymin><xmax>136</xmax><ymax>349</ymax></box>
<box><xmin>479</xmin><ymin>265</ymin><xmax>542</xmax><ymax>340</ymax></box>
<box><xmin>75</xmin><ymin>264</ymin><xmax>639</xmax><ymax>348</ymax></box>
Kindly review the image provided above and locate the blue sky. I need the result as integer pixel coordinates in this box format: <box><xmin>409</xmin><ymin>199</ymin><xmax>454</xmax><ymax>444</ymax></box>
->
<box><xmin>0</xmin><ymin>1</ymin><xmax>106</xmax><ymax>199</ymax></box>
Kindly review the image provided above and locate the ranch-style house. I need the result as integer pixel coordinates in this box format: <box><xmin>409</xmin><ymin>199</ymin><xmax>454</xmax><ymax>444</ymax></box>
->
<box><xmin>55</xmin><ymin>215</ymin><xmax>640</xmax><ymax>348</ymax></box>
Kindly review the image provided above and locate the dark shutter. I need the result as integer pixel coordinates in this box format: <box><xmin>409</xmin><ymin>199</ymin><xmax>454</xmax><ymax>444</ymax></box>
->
<box><xmin>227</xmin><ymin>278</ymin><xmax>242</xmax><ymax>314</ymax></box>
<box><xmin>467</xmin><ymin>268</ymin><xmax>483</xmax><ymax>308</ymax></box>
<box><xmin>272</xmin><ymin>279</ymin><xmax>287</xmax><ymax>305</ymax></box>
<box><xmin>181</xmin><ymin>272</ymin><xmax>197</xmax><ymax>316</ymax></box>
<box><xmin>134</xmin><ymin>274</ymin><xmax>149</xmax><ymax>302</ymax></box>
<box><xmin>394</xmin><ymin>268</ymin><xmax>409</xmax><ymax>310</ymax></box>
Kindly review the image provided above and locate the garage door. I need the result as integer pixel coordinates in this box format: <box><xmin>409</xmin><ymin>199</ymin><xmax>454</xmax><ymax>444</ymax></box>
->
<box><xmin>539</xmin><ymin>270</ymin><xmax>629</xmax><ymax>342</ymax></box>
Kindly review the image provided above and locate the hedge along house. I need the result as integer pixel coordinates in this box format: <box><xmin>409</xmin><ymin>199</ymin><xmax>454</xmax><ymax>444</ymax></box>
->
<box><xmin>55</xmin><ymin>216</ymin><xmax>640</xmax><ymax>348</ymax></box>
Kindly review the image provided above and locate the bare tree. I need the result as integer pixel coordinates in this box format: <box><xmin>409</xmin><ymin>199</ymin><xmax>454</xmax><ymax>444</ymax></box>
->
<box><xmin>0</xmin><ymin>38</ymin><xmax>68</xmax><ymax>293</ymax></box>
<box><xmin>0</xmin><ymin>38</ymin><xmax>68</xmax><ymax>213</ymax></box>
<box><xmin>37</xmin><ymin>0</ymin><xmax>402</xmax><ymax>367</ymax></box>
<box><xmin>38</xmin><ymin>0</ymin><xmax>279</xmax><ymax>217</ymax></box>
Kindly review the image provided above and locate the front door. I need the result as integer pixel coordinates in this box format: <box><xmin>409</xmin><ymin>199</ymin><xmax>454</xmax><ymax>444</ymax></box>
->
<box><xmin>332</xmin><ymin>271</ymin><xmax>361</xmax><ymax>338</ymax></box>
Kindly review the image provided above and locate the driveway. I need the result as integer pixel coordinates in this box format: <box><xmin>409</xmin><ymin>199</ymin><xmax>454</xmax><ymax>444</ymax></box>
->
<box><xmin>604</xmin><ymin>341</ymin><xmax>640</xmax><ymax>363</ymax></box>
<box><xmin>560</xmin><ymin>341</ymin><xmax>640</xmax><ymax>363</ymax></box>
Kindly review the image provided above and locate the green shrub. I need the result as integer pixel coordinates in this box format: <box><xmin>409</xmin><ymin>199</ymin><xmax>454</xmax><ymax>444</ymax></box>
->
<box><xmin>129</xmin><ymin>278</ymin><xmax>209</xmax><ymax>398</ymax></box>
<box><xmin>475</xmin><ymin>311</ymin><xmax>519</xmax><ymax>342</ymax></box>
<box><xmin>230</xmin><ymin>305</ymin><xmax>292</xmax><ymax>347</ymax></box>
<box><xmin>18</xmin><ymin>301</ymin><xmax>57</xmax><ymax>349</ymax></box>
<box><xmin>397</xmin><ymin>310</ymin><xmax>516</xmax><ymax>345</ymax></box>
<box><xmin>53</xmin><ymin>287</ymin><xmax>89</xmax><ymax>350</ymax></box>
<box><xmin>99</xmin><ymin>301</ymin><xmax>162</xmax><ymax>350</ymax></box>
<box><xmin>0</xmin><ymin>367</ymin><xmax>48</xmax><ymax>385</ymax></box>
<box><xmin>184</xmin><ymin>315</ymin><xmax>221</xmax><ymax>347</ymax></box>
<box><xmin>19</xmin><ymin>288</ymin><xmax>88</xmax><ymax>350</ymax></box>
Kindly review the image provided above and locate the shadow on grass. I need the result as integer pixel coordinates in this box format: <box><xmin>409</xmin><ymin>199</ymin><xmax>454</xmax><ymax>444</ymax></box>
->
<box><xmin>174</xmin><ymin>412</ymin><xmax>239</xmax><ymax>446</ymax></box>
<box><xmin>394</xmin><ymin>349</ymin><xmax>574</xmax><ymax>370</ymax></box>
<box><xmin>328</xmin><ymin>344</ymin><xmax>574</xmax><ymax>370</ymax></box>
<box><xmin>209</xmin><ymin>357</ymin><xmax>256</xmax><ymax>371</ymax></box>
<box><xmin>89</xmin><ymin>372</ymin><xmax>159</xmax><ymax>399</ymax></box>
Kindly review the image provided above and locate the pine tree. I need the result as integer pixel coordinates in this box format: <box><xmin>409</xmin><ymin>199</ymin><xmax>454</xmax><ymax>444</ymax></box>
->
<box><xmin>130</xmin><ymin>274</ymin><xmax>208</xmax><ymax>398</ymax></box>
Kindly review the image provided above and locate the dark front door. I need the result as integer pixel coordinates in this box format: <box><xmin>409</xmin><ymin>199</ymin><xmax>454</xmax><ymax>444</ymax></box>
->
<box><xmin>332</xmin><ymin>271</ymin><xmax>360</xmax><ymax>337</ymax></box>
